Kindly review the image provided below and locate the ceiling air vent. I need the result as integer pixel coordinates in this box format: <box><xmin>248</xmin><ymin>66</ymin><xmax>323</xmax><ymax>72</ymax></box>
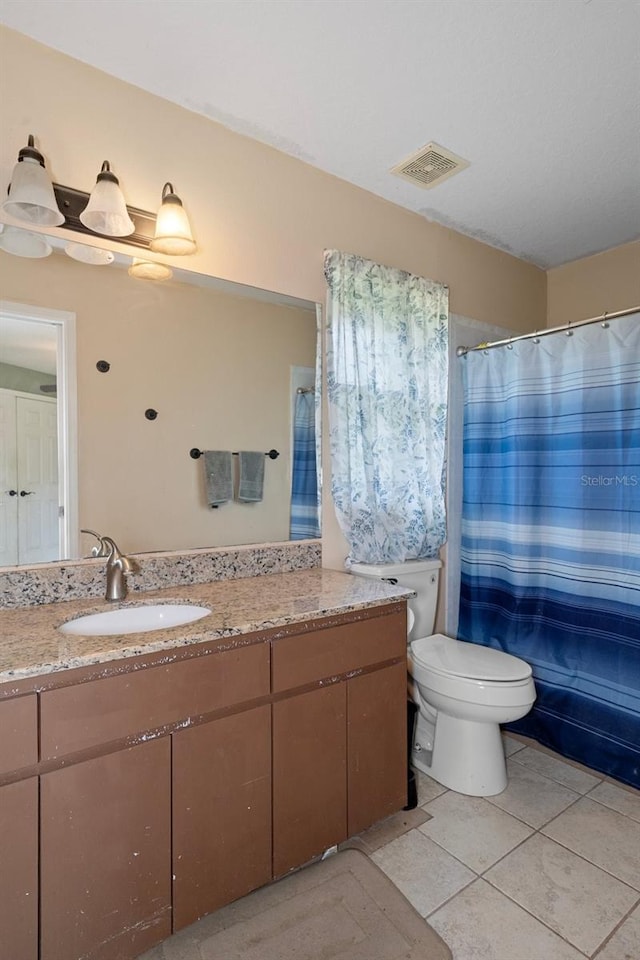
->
<box><xmin>391</xmin><ymin>141</ymin><xmax>469</xmax><ymax>190</ymax></box>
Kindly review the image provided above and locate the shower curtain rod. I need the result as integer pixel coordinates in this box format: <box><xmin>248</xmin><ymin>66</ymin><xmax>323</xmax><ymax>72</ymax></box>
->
<box><xmin>456</xmin><ymin>305</ymin><xmax>640</xmax><ymax>357</ymax></box>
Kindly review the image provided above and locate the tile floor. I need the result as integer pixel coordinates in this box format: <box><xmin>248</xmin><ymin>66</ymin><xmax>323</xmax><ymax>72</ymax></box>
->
<box><xmin>372</xmin><ymin>734</ymin><xmax>640</xmax><ymax>960</ymax></box>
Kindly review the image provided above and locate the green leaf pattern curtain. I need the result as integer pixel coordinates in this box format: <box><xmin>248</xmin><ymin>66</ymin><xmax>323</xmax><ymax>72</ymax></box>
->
<box><xmin>324</xmin><ymin>250</ymin><xmax>449</xmax><ymax>563</ymax></box>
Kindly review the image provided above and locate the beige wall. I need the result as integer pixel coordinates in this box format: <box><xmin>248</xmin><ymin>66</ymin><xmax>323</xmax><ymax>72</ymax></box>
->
<box><xmin>1</xmin><ymin>252</ymin><xmax>316</xmax><ymax>554</ymax></box>
<box><xmin>547</xmin><ymin>241</ymin><xmax>640</xmax><ymax>327</ymax></box>
<box><xmin>0</xmin><ymin>27</ymin><xmax>547</xmax><ymax>570</ymax></box>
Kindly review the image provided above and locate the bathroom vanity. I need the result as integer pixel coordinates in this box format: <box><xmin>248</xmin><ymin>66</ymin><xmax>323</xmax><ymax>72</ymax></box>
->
<box><xmin>0</xmin><ymin>567</ymin><xmax>410</xmax><ymax>960</ymax></box>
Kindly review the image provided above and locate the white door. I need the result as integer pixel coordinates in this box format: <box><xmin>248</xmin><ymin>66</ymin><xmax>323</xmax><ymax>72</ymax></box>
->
<box><xmin>17</xmin><ymin>396</ymin><xmax>59</xmax><ymax>564</ymax></box>
<box><xmin>0</xmin><ymin>392</ymin><xmax>19</xmax><ymax>565</ymax></box>
<box><xmin>0</xmin><ymin>391</ymin><xmax>59</xmax><ymax>565</ymax></box>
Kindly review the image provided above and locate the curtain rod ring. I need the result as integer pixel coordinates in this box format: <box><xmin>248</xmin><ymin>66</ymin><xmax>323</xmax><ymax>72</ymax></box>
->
<box><xmin>601</xmin><ymin>310</ymin><xmax>609</xmax><ymax>329</ymax></box>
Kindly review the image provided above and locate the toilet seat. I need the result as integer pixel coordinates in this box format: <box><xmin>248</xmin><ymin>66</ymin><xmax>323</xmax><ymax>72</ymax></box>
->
<box><xmin>411</xmin><ymin>633</ymin><xmax>532</xmax><ymax>682</ymax></box>
<box><xmin>409</xmin><ymin>633</ymin><xmax>535</xmax><ymax>710</ymax></box>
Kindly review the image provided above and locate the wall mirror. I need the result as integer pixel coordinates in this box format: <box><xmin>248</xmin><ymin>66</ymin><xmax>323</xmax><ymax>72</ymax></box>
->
<box><xmin>0</xmin><ymin>230</ymin><xmax>321</xmax><ymax>568</ymax></box>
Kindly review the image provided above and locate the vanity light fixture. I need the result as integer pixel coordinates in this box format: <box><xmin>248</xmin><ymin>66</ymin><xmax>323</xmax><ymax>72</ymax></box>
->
<box><xmin>2</xmin><ymin>135</ymin><xmax>64</xmax><ymax>227</ymax></box>
<box><xmin>128</xmin><ymin>258</ymin><xmax>173</xmax><ymax>281</ymax></box>
<box><xmin>3</xmin><ymin>136</ymin><xmax>197</xmax><ymax>256</ymax></box>
<box><xmin>79</xmin><ymin>161</ymin><xmax>135</xmax><ymax>237</ymax></box>
<box><xmin>64</xmin><ymin>242</ymin><xmax>115</xmax><ymax>266</ymax></box>
<box><xmin>0</xmin><ymin>223</ymin><xmax>52</xmax><ymax>258</ymax></box>
<box><xmin>150</xmin><ymin>182</ymin><xmax>196</xmax><ymax>255</ymax></box>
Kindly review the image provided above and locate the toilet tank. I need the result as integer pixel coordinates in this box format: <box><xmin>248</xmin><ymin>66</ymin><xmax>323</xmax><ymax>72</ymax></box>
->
<box><xmin>350</xmin><ymin>558</ymin><xmax>442</xmax><ymax>641</ymax></box>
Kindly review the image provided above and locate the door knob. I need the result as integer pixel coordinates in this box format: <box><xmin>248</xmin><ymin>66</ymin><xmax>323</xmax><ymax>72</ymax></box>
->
<box><xmin>20</xmin><ymin>490</ymin><xmax>35</xmax><ymax>497</ymax></box>
<box><xmin>8</xmin><ymin>489</ymin><xmax>18</xmax><ymax>496</ymax></box>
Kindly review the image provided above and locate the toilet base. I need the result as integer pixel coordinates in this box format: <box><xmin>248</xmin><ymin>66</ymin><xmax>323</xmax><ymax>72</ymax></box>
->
<box><xmin>412</xmin><ymin>711</ymin><xmax>507</xmax><ymax>797</ymax></box>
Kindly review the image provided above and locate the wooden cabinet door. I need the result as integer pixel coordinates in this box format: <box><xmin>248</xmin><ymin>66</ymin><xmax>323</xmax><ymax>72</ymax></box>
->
<box><xmin>172</xmin><ymin>705</ymin><xmax>272</xmax><ymax>931</ymax></box>
<box><xmin>272</xmin><ymin>683</ymin><xmax>347</xmax><ymax>877</ymax></box>
<box><xmin>40</xmin><ymin>738</ymin><xmax>171</xmax><ymax>960</ymax></box>
<box><xmin>0</xmin><ymin>777</ymin><xmax>38</xmax><ymax>960</ymax></box>
<box><xmin>348</xmin><ymin>662</ymin><xmax>407</xmax><ymax>836</ymax></box>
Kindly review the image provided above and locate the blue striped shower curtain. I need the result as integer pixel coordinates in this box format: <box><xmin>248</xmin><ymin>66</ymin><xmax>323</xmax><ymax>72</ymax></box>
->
<box><xmin>289</xmin><ymin>391</ymin><xmax>320</xmax><ymax>539</ymax></box>
<box><xmin>458</xmin><ymin>315</ymin><xmax>640</xmax><ymax>788</ymax></box>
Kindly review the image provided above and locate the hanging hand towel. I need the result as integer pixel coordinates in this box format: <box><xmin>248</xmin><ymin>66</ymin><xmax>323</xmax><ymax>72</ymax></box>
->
<box><xmin>203</xmin><ymin>450</ymin><xmax>233</xmax><ymax>506</ymax></box>
<box><xmin>237</xmin><ymin>451</ymin><xmax>265</xmax><ymax>502</ymax></box>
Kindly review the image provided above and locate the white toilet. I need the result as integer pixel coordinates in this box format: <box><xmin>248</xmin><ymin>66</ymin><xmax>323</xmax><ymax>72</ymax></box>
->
<box><xmin>350</xmin><ymin>558</ymin><xmax>536</xmax><ymax>797</ymax></box>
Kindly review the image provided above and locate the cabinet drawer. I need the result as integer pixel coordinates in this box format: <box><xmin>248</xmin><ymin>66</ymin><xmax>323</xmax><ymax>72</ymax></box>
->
<box><xmin>272</xmin><ymin>607</ymin><xmax>406</xmax><ymax>693</ymax></box>
<box><xmin>0</xmin><ymin>694</ymin><xmax>38</xmax><ymax>774</ymax></box>
<box><xmin>40</xmin><ymin>642</ymin><xmax>270</xmax><ymax>760</ymax></box>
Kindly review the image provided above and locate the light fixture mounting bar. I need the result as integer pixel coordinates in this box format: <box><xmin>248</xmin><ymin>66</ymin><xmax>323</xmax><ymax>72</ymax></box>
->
<box><xmin>52</xmin><ymin>183</ymin><xmax>156</xmax><ymax>250</ymax></box>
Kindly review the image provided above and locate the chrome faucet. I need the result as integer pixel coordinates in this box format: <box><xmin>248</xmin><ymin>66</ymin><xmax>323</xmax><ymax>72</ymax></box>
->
<box><xmin>81</xmin><ymin>529</ymin><xmax>139</xmax><ymax>601</ymax></box>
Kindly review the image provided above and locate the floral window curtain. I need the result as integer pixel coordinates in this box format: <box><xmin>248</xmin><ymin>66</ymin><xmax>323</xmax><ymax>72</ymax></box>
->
<box><xmin>324</xmin><ymin>250</ymin><xmax>448</xmax><ymax>564</ymax></box>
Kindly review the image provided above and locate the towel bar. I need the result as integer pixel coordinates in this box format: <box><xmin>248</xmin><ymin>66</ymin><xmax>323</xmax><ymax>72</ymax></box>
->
<box><xmin>190</xmin><ymin>448</ymin><xmax>279</xmax><ymax>460</ymax></box>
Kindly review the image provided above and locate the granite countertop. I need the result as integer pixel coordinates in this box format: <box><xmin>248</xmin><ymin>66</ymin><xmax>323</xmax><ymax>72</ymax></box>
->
<box><xmin>0</xmin><ymin>568</ymin><xmax>412</xmax><ymax>689</ymax></box>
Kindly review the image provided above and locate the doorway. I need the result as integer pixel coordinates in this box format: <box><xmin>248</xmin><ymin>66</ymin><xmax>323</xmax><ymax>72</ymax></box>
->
<box><xmin>0</xmin><ymin>391</ymin><xmax>59</xmax><ymax>564</ymax></box>
<box><xmin>0</xmin><ymin>301</ymin><xmax>78</xmax><ymax>565</ymax></box>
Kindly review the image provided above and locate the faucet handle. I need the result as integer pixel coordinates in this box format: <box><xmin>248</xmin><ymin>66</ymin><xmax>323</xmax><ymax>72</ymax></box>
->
<box><xmin>120</xmin><ymin>554</ymin><xmax>141</xmax><ymax>575</ymax></box>
<box><xmin>81</xmin><ymin>528</ymin><xmax>109</xmax><ymax>557</ymax></box>
<box><xmin>100</xmin><ymin>536</ymin><xmax>139</xmax><ymax>572</ymax></box>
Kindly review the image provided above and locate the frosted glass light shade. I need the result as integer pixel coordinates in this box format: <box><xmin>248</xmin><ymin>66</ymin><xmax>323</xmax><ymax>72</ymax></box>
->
<box><xmin>128</xmin><ymin>258</ymin><xmax>173</xmax><ymax>281</ymax></box>
<box><xmin>150</xmin><ymin>182</ymin><xmax>196</xmax><ymax>256</ymax></box>
<box><xmin>79</xmin><ymin>161</ymin><xmax>135</xmax><ymax>237</ymax></box>
<box><xmin>3</xmin><ymin>150</ymin><xmax>64</xmax><ymax>227</ymax></box>
<box><xmin>65</xmin><ymin>242</ymin><xmax>115</xmax><ymax>265</ymax></box>
<box><xmin>0</xmin><ymin>225</ymin><xmax>52</xmax><ymax>258</ymax></box>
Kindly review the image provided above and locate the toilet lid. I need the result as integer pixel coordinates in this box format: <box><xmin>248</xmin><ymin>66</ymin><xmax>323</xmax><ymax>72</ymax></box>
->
<box><xmin>411</xmin><ymin>634</ymin><xmax>532</xmax><ymax>681</ymax></box>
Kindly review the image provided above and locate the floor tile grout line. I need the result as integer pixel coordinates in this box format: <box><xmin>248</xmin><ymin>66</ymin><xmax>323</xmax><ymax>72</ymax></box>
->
<box><xmin>421</xmin><ymin>873</ymin><xmax>477</xmax><ymax>921</ymax></box>
<box><xmin>418</xmin><ymin>777</ymin><xmax>593</xmax><ymax>869</ymax></box>
<box><xmin>413</xmin><ymin>747</ymin><xmax>639</xmax><ymax>957</ymax></box>
<box><xmin>508</xmin><ymin>748</ymin><xmax>605</xmax><ymax>781</ymax></box>
<box><xmin>504</xmin><ymin>734</ymin><xmax>640</xmax><ymax>785</ymax></box>
<box><xmin>507</xmin><ymin>756</ymin><xmax>604</xmax><ymax>795</ymax></box>
<box><xmin>476</xmin><ymin>829</ymin><xmax>539</xmax><ymax>878</ymax></box>
<box><xmin>480</xmin><ymin>862</ymin><xmax>630</xmax><ymax>959</ymax></box>
<box><xmin>504</xmin><ymin>735</ymin><xmax>640</xmax><ymax>799</ymax></box>
<box><xmin>413</xmin><ymin>779</ymin><xmax>638</xmax><ymax>956</ymax></box>
<box><xmin>420</xmin><ymin>819</ymin><xmax>640</xmax><ymax>955</ymax></box>
<box><xmin>484</xmin><ymin>783</ymin><xmax>584</xmax><ymax>830</ymax></box>
<box><xmin>426</xmin><ymin>872</ymin><xmax>591</xmax><ymax>959</ymax></box>
<box><xmin>412</xmin><ymin>791</ymin><xmax>629</xmax><ymax>954</ymax></box>
<box><xmin>503</xmin><ymin>739</ymin><xmax>640</xmax><ymax>817</ymax></box>
<box><xmin>423</xmin><ymin>792</ymin><xmax>640</xmax><ymax>896</ymax></box>
<box><xmin>419</xmin><ymin>798</ymin><xmax>536</xmax><ymax>875</ymax></box>
<box><xmin>602</xmin><ymin>774</ymin><xmax>640</xmax><ymax>796</ymax></box>
<box><xmin>421</xmin><ymin>773</ymin><xmax>585</xmax><ymax>833</ymax></box>
<box><xmin>591</xmin><ymin>896</ymin><xmax>640</xmax><ymax>959</ymax></box>
<box><xmin>580</xmin><ymin>787</ymin><xmax>640</xmax><ymax>823</ymax></box>
<box><xmin>371</xmin><ymin>826</ymin><xmax>479</xmax><ymax>922</ymax></box>
<box><xmin>536</xmin><ymin>827</ymin><xmax>640</xmax><ymax>894</ymax></box>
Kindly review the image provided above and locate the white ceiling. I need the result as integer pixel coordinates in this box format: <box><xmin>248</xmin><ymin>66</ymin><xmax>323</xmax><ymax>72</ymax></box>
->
<box><xmin>1</xmin><ymin>0</ymin><xmax>639</xmax><ymax>269</ymax></box>
<box><xmin>0</xmin><ymin>314</ymin><xmax>57</xmax><ymax>374</ymax></box>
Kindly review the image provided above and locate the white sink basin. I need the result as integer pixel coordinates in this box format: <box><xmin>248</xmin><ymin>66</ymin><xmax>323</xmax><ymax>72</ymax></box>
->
<box><xmin>59</xmin><ymin>604</ymin><xmax>211</xmax><ymax>636</ymax></box>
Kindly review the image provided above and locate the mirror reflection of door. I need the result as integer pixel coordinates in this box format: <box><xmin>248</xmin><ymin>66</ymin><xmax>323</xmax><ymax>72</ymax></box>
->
<box><xmin>0</xmin><ymin>306</ymin><xmax>76</xmax><ymax>565</ymax></box>
<box><xmin>0</xmin><ymin>390</ymin><xmax>59</xmax><ymax>564</ymax></box>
